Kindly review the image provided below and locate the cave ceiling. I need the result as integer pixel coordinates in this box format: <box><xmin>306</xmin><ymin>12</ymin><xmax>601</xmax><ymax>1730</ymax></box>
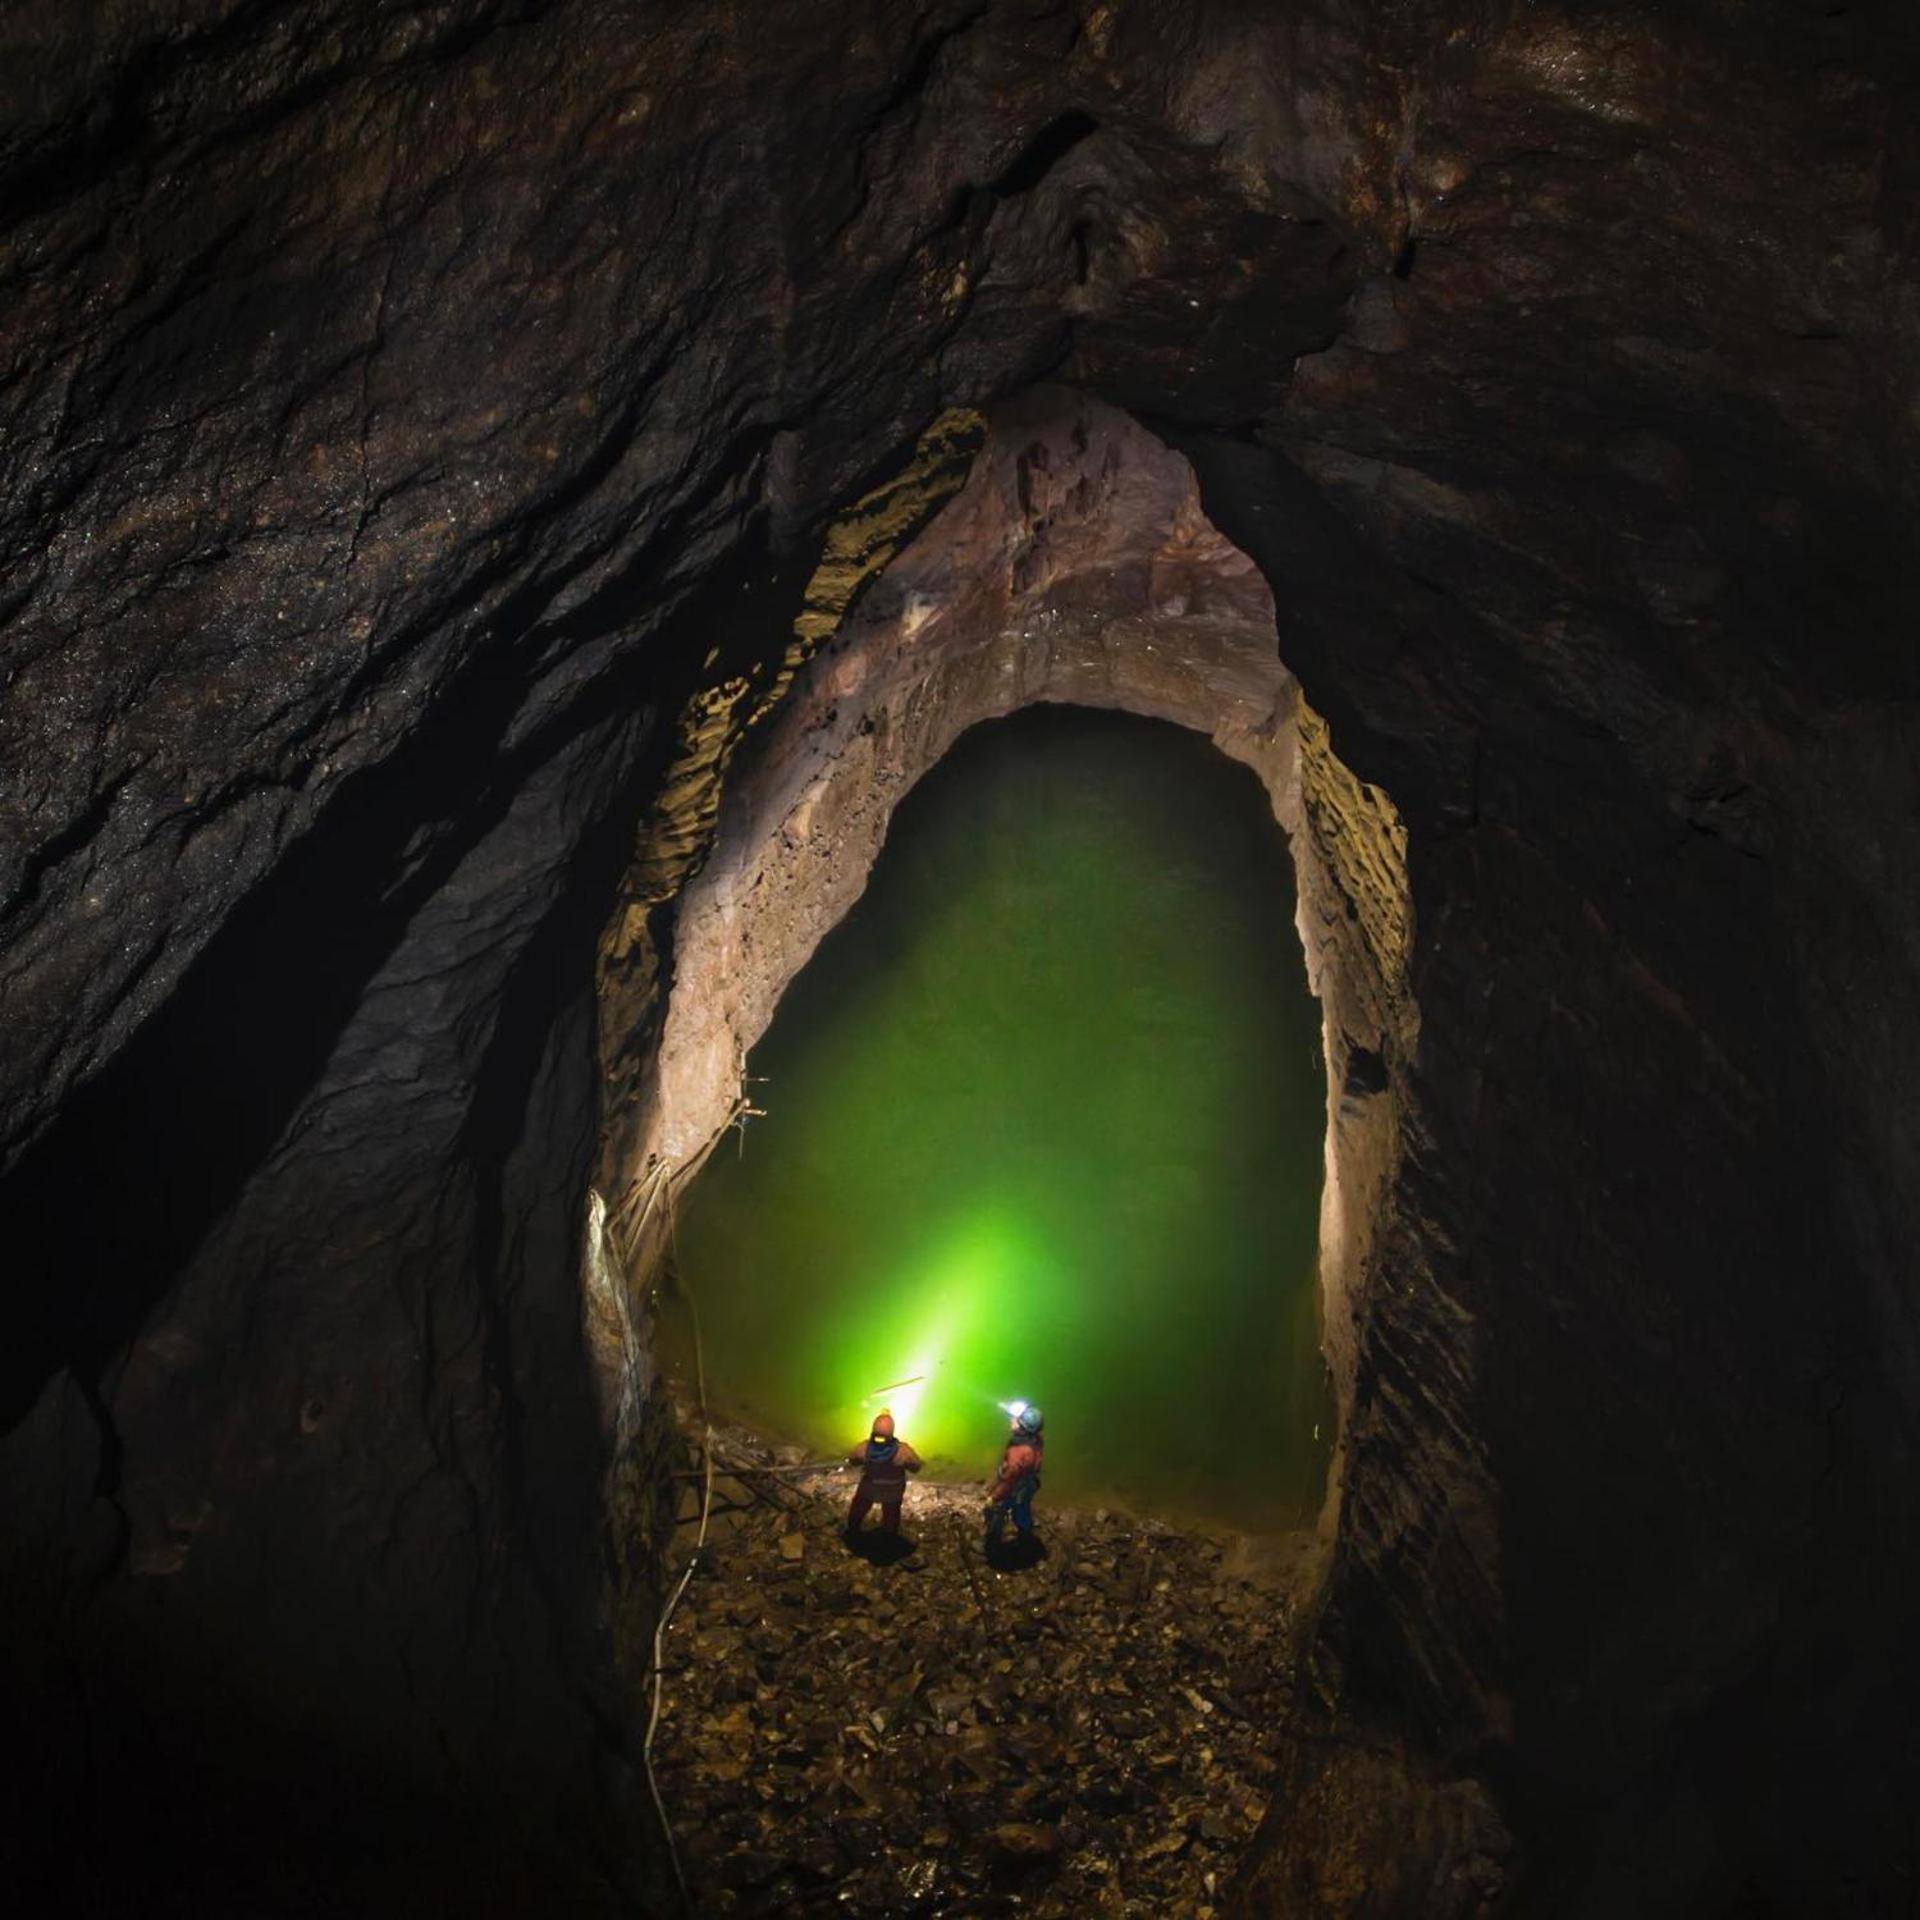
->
<box><xmin>2</xmin><ymin>2</ymin><xmax>1918</xmax><ymax>1914</ymax></box>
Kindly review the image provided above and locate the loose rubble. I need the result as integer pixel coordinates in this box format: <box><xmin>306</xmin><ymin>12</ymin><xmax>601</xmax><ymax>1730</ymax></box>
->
<box><xmin>650</xmin><ymin>1426</ymin><xmax>1308</xmax><ymax>1916</ymax></box>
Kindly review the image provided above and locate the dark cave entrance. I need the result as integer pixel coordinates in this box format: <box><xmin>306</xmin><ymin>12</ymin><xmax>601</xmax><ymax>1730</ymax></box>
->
<box><xmin>667</xmin><ymin>704</ymin><xmax>1334</xmax><ymax>1531</ymax></box>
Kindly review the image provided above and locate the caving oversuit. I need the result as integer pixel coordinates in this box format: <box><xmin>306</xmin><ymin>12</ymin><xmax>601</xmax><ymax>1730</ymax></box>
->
<box><xmin>985</xmin><ymin>1410</ymin><xmax>1044</xmax><ymax>1545</ymax></box>
<box><xmin>846</xmin><ymin>1411</ymin><xmax>922</xmax><ymax>1537</ymax></box>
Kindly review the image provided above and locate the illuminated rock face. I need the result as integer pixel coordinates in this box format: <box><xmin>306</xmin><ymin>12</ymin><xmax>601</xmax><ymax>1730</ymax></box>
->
<box><xmin>612</xmin><ymin>390</ymin><xmax>1411</xmax><ymax>1547</ymax></box>
<box><xmin>1</xmin><ymin>3</ymin><xmax>1917</xmax><ymax>1913</ymax></box>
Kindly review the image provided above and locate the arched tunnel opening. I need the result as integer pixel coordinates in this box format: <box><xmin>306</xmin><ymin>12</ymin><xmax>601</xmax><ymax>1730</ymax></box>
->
<box><xmin>667</xmin><ymin>702</ymin><xmax>1333</xmax><ymax>1530</ymax></box>
<box><xmin>642</xmin><ymin>703</ymin><xmax>1340</xmax><ymax>1911</ymax></box>
<box><xmin>4</xmin><ymin>7</ymin><xmax>1920</xmax><ymax>1917</ymax></box>
<box><xmin>588</xmin><ymin>396</ymin><xmax>1408</xmax><ymax>1911</ymax></box>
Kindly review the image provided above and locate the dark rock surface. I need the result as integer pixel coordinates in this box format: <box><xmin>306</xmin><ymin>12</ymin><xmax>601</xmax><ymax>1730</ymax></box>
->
<box><xmin>1</xmin><ymin>681</ymin><xmax>665</xmax><ymax>1913</ymax></box>
<box><xmin>0</xmin><ymin>1</ymin><xmax>1916</xmax><ymax>1913</ymax></box>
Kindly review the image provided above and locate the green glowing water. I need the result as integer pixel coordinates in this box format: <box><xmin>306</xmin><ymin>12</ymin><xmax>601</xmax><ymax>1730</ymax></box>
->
<box><xmin>671</xmin><ymin>706</ymin><xmax>1332</xmax><ymax>1530</ymax></box>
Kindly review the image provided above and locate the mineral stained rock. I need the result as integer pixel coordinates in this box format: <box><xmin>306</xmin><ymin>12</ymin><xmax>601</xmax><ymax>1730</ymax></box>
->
<box><xmin>1</xmin><ymin>2</ymin><xmax>1918</xmax><ymax>1914</ymax></box>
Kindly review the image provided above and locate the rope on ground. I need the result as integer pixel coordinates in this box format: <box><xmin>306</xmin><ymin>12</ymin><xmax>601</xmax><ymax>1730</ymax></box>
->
<box><xmin>640</xmin><ymin>1174</ymin><xmax>711</xmax><ymax>1917</ymax></box>
<box><xmin>631</xmin><ymin>1130</ymin><xmax>817</xmax><ymax>1909</ymax></box>
<box><xmin>643</xmin><ymin>1428</ymin><xmax>709</xmax><ymax>1913</ymax></box>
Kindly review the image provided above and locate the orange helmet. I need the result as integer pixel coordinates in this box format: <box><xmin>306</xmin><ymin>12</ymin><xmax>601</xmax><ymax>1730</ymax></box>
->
<box><xmin>871</xmin><ymin>1410</ymin><xmax>896</xmax><ymax>1439</ymax></box>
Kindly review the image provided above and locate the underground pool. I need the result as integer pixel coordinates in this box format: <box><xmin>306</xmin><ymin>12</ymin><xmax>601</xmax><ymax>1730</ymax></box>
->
<box><xmin>669</xmin><ymin>705</ymin><xmax>1332</xmax><ymax>1532</ymax></box>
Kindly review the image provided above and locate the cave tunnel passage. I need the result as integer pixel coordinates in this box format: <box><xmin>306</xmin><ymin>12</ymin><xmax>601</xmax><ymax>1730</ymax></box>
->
<box><xmin>669</xmin><ymin>704</ymin><xmax>1333</xmax><ymax>1531</ymax></box>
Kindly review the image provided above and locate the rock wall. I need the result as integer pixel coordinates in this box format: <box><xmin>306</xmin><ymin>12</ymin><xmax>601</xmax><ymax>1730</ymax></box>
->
<box><xmin>606</xmin><ymin>389</ymin><xmax>1416</xmax><ymax>1573</ymax></box>
<box><xmin>0</xmin><ymin>0</ymin><xmax>1916</xmax><ymax>1911</ymax></box>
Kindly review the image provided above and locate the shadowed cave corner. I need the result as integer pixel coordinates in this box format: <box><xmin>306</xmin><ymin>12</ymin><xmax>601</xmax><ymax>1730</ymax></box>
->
<box><xmin>0</xmin><ymin>513</ymin><xmax>828</xmax><ymax>1916</ymax></box>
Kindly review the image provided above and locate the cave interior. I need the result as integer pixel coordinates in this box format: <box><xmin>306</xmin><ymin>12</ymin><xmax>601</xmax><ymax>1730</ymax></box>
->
<box><xmin>3</xmin><ymin>2</ymin><xmax>1919</xmax><ymax>1915</ymax></box>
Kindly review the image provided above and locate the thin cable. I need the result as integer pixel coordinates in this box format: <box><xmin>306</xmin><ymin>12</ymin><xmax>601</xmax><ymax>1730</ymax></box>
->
<box><xmin>639</xmin><ymin>1176</ymin><xmax>711</xmax><ymax>1915</ymax></box>
<box><xmin>669</xmin><ymin>1184</ymin><xmax>708</xmax><ymax>1417</ymax></box>
<box><xmin>642</xmin><ymin>1435</ymin><xmax>709</xmax><ymax>1912</ymax></box>
<box><xmin>613</xmin><ymin>1159</ymin><xmax>671</xmax><ymax>1271</ymax></box>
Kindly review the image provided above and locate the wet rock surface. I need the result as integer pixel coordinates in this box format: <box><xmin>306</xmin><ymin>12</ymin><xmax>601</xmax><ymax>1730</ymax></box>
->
<box><xmin>653</xmin><ymin>1430</ymin><xmax>1303</xmax><ymax>1918</ymax></box>
<box><xmin>1</xmin><ymin>1</ymin><xmax>1918</xmax><ymax>1912</ymax></box>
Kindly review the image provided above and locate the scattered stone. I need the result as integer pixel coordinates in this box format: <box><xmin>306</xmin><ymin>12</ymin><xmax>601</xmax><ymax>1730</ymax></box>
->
<box><xmin>986</xmin><ymin>1822</ymin><xmax>1063</xmax><ymax>1867</ymax></box>
<box><xmin>718</xmin><ymin>1847</ymin><xmax>782</xmax><ymax>1889</ymax></box>
<box><xmin>899</xmin><ymin>1857</ymin><xmax>941</xmax><ymax>1900</ymax></box>
<box><xmin>651</xmin><ymin>1455</ymin><xmax>1306</xmax><ymax>1916</ymax></box>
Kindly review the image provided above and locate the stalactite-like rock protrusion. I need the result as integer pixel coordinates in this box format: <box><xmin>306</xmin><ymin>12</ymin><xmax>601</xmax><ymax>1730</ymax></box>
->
<box><xmin>594</xmin><ymin>410</ymin><xmax>988</xmax><ymax>1207</ymax></box>
<box><xmin>1293</xmin><ymin>700</ymin><xmax>1413</xmax><ymax>1047</ymax></box>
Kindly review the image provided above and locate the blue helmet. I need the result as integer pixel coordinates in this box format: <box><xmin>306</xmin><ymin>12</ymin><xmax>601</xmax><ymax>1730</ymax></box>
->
<box><xmin>1015</xmin><ymin>1403</ymin><xmax>1043</xmax><ymax>1437</ymax></box>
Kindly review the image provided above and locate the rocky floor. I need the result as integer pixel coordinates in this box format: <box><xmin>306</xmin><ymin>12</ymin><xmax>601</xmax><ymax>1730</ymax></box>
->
<box><xmin>648</xmin><ymin>1427</ymin><xmax>1311</xmax><ymax>1916</ymax></box>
